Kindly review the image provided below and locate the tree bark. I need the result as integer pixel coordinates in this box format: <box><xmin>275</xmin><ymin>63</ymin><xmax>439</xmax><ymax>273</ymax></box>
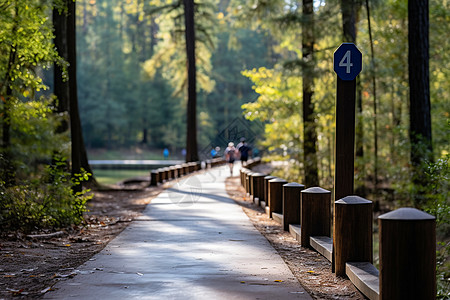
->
<box><xmin>1</xmin><ymin>4</ymin><xmax>18</xmax><ymax>186</ymax></box>
<box><xmin>67</xmin><ymin>0</ymin><xmax>96</xmax><ymax>190</ymax></box>
<box><xmin>408</xmin><ymin>0</ymin><xmax>432</xmax><ymax>205</ymax></box>
<box><xmin>184</xmin><ymin>0</ymin><xmax>199</xmax><ymax>162</ymax></box>
<box><xmin>302</xmin><ymin>0</ymin><xmax>319</xmax><ymax>187</ymax></box>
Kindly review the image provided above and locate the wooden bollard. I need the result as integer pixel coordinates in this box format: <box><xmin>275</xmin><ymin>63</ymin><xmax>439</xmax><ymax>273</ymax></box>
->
<box><xmin>334</xmin><ymin>196</ymin><xmax>372</xmax><ymax>277</ymax></box>
<box><xmin>182</xmin><ymin>163</ymin><xmax>189</xmax><ymax>175</ymax></box>
<box><xmin>282</xmin><ymin>183</ymin><xmax>305</xmax><ymax>231</ymax></box>
<box><xmin>263</xmin><ymin>176</ymin><xmax>277</xmax><ymax>205</ymax></box>
<box><xmin>379</xmin><ymin>208</ymin><xmax>436</xmax><ymax>299</ymax></box>
<box><xmin>157</xmin><ymin>168</ymin><xmax>164</xmax><ymax>184</ymax></box>
<box><xmin>247</xmin><ymin>172</ymin><xmax>255</xmax><ymax>197</ymax></box>
<box><xmin>268</xmin><ymin>178</ymin><xmax>288</xmax><ymax>218</ymax></box>
<box><xmin>176</xmin><ymin>165</ymin><xmax>183</xmax><ymax>177</ymax></box>
<box><xmin>150</xmin><ymin>170</ymin><xmax>159</xmax><ymax>186</ymax></box>
<box><xmin>301</xmin><ymin>187</ymin><xmax>331</xmax><ymax>247</ymax></box>
<box><xmin>242</xmin><ymin>169</ymin><xmax>249</xmax><ymax>191</ymax></box>
<box><xmin>245</xmin><ymin>172</ymin><xmax>253</xmax><ymax>195</ymax></box>
<box><xmin>169</xmin><ymin>166</ymin><xmax>176</xmax><ymax>179</ymax></box>
<box><xmin>159</xmin><ymin>168</ymin><xmax>167</xmax><ymax>182</ymax></box>
<box><xmin>164</xmin><ymin>167</ymin><xmax>171</xmax><ymax>180</ymax></box>
<box><xmin>240</xmin><ymin>169</ymin><xmax>245</xmax><ymax>187</ymax></box>
<box><xmin>251</xmin><ymin>173</ymin><xmax>266</xmax><ymax>206</ymax></box>
<box><xmin>188</xmin><ymin>162</ymin><xmax>196</xmax><ymax>173</ymax></box>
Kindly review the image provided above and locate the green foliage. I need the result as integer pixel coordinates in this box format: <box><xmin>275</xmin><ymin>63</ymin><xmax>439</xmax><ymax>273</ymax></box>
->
<box><xmin>10</xmin><ymin>97</ymin><xmax>69</xmax><ymax>179</ymax></box>
<box><xmin>0</xmin><ymin>157</ymin><xmax>92</xmax><ymax>233</ymax></box>
<box><xmin>75</xmin><ymin>0</ymin><xmax>271</xmax><ymax>152</ymax></box>
<box><xmin>0</xmin><ymin>0</ymin><xmax>59</xmax><ymax>96</ymax></box>
<box><xmin>422</xmin><ymin>154</ymin><xmax>450</xmax><ymax>298</ymax></box>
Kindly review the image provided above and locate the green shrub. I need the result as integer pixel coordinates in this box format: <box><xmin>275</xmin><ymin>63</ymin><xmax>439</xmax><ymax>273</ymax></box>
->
<box><xmin>0</xmin><ymin>159</ymin><xmax>92</xmax><ymax>233</ymax></box>
<box><xmin>422</xmin><ymin>154</ymin><xmax>450</xmax><ymax>299</ymax></box>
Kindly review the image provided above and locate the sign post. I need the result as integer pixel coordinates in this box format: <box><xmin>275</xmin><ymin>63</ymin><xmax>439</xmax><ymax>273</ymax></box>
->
<box><xmin>332</xmin><ymin>43</ymin><xmax>362</xmax><ymax>273</ymax></box>
<box><xmin>333</xmin><ymin>43</ymin><xmax>362</xmax><ymax>202</ymax></box>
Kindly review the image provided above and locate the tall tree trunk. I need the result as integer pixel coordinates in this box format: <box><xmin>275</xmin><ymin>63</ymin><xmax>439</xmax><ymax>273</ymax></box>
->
<box><xmin>184</xmin><ymin>0</ymin><xmax>199</xmax><ymax>162</ymax></box>
<box><xmin>1</xmin><ymin>4</ymin><xmax>18</xmax><ymax>186</ymax></box>
<box><xmin>67</xmin><ymin>0</ymin><xmax>81</xmax><ymax>193</ymax></box>
<box><xmin>67</xmin><ymin>0</ymin><xmax>96</xmax><ymax>190</ymax></box>
<box><xmin>53</xmin><ymin>6</ymin><xmax>69</xmax><ymax>129</ymax></box>
<box><xmin>408</xmin><ymin>0</ymin><xmax>432</xmax><ymax>206</ymax></box>
<box><xmin>302</xmin><ymin>0</ymin><xmax>319</xmax><ymax>187</ymax></box>
<box><xmin>52</xmin><ymin>3</ymin><xmax>70</xmax><ymax>174</ymax></box>
<box><xmin>365</xmin><ymin>0</ymin><xmax>378</xmax><ymax>194</ymax></box>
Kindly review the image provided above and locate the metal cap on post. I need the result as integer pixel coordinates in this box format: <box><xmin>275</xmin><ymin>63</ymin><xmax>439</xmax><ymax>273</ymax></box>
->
<box><xmin>300</xmin><ymin>187</ymin><xmax>331</xmax><ymax>247</ymax></box>
<box><xmin>334</xmin><ymin>196</ymin><xmax>372</xmax><ymax>277</ymax></box>
<box><xmin>268</xmin><ymin>178</ymin><xmax>288</xmax><ymax>218</ymax></box>
<box><xmin>378</xmin><ymin>208</ymin><xmax>436</xmax><ymax>299</ymax></box>
<box><xmin>282</xmin><ymin>183</ymin><xmax>305</xmax><ymax>231</ymax></box>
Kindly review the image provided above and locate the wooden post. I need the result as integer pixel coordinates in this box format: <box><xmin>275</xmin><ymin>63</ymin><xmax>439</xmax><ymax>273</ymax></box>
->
<box><xmin>334</xmin><ymin>78</ymin><xmax>356</xmax><ymax>202</ymax></box>
<box><xmin>268</xmin><ymin>178</ymin><xmax>288</xmax><ymax>218</ymax></box>
<box><xmin>158</xmin><ymin>168</ymin><xmax>166</xmax><ymax>182</ymax></box>
<box><xmin>182</xmin><ymin>163</ymin><xmax>189</xmax><ymax>175</ymax></box>
<box><xmin>242</xmin><ymin>169</ymin><xmax>250</xmax><ymax>192</ymax></box>
<box><xmin>247</xmin><ymin>172</ymin><xmax>254</xmax><ymax>197</ymax></box>
<box><xmin>240</xmin><ymin>168</ymin><xmax>249</xmax><ymax>187</ymax></box>
<box><xmin>176</xmin><ymin>165</ymin><xmax>183</xmax><ymax>177</ymax></box>
<box><xmin>282</xmin><ymin>183</ymin><xmax>305</xmax><ymax>231</ymax></box>
<box><xmin>332</xmin><ymin>44</ymin><xmax>362</xmax><ymax>203</ymax></box>
<box><xmin>263</xmin><ymin>176</ymin><xmax>277</xmax><ymax>205</ymax></box>
<box><xmin>379</xmin><ymin>208</ymin><xmax>436</xmax><ymax>299</ymax></box>
<box><xmin>150</xmin><ymin>170</ymin><xmax>159</xmax><ymax>186</ymax></box>
<box><xmin>188</xmin><ymin>162</ymin><xmax>196</xmax><ymax>173</ymax></box>
<box><xmin>334</xmin><ymin>196</ymin><xmax>372</xmax><ymax>277</ymax></box>
<box><xmin>169</xmin><ymin>166</ymin><xmax>176</xmax><ymax>179</ymax></box>
<box><xmin>301</xmin><ymin>187</ymin><xmax>331</xmax><ymax>247</ymax></box>
<box><xmin>251</xmin><ymin>173</ymin><xmax>266</xmax><ymax>206</ymax></box>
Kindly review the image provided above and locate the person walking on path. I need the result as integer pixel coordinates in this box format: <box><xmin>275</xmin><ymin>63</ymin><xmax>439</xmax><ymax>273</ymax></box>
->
<box><xmin>237</xmin><ymin>137</ymin><xmax>252</xmax><ymax>166</ymax></box>
<box><xmin>224</xmin><ymin>142</ymin><xmax>237</xmax><ymax>176</ymax></box>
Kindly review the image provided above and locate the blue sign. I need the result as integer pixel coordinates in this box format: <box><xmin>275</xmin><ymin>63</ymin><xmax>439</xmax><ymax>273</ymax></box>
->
<box><xmin>333</xmin><ymin>43</ymin><xmax>362</xmax><ymax>81</ymax></box>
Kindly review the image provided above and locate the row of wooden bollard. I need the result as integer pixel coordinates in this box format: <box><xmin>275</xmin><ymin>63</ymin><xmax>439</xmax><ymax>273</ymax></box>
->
<box><xmin>150</xmin><ymin>158</ymin><xmax>225</xmax><ymax>186</ymax></box>
<box><xmin>240</xmin><ymin>167</ymin><xmax>436</xmax><ymax>300</ymax></box>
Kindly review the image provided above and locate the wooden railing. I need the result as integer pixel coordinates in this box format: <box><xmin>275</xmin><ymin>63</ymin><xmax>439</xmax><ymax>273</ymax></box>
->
<box><xmin>149</xmin><ymin>157</ymin><xmax>226</xmax><ymax>186</ymax></box>
<box><xmin>241</xmin><ymin>162</ymin><xmax>436</xmax><ymax>300</ymax></box>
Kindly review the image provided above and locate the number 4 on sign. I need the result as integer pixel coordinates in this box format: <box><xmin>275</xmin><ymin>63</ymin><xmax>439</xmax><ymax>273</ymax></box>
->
<box><xmin>339</xmin><ymin>50</ymin><xmax>353</xmax><ymax>74</ymax></box>
<box><xmin>333</xmin><ymin>43</ymin><xmax>362</xmax><ymax>81</ymax></box>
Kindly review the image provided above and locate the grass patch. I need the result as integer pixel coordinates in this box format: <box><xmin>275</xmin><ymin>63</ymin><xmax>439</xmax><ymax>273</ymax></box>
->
<box><xmin>93</xmin><ymin>169</ymin><xmax>151</xmax><ymax>185</ymax></box>
<box><xmin>87</xmin><ymin>148</ymin><xmax>183</xmax><ymax>160</ymax></box>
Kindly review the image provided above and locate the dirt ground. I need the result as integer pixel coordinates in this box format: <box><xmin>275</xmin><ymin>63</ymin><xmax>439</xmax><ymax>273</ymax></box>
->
<box><xmin>0</xmin><ymin>171</ymin><xmax>365</xmax><ymax>299</ymax></box>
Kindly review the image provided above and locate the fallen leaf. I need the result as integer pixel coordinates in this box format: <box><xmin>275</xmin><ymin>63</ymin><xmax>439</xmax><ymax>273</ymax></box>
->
<box><xmin>274</xmin><ymin>280</ymin><xmax>283</xmax><ymax>282</ymax></box>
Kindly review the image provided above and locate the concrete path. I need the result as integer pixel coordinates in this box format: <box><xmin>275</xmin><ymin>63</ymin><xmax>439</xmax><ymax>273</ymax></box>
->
<box><xmin>45</xmin><ymin>165</ymin><xmax>311</xmax><ymax>299</ymax></box>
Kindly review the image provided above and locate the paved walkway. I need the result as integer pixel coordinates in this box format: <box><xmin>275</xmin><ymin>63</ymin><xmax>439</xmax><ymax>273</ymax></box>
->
<box><xmin>45</xmin><ymin>165</ymin><xmax>311</xmax><ymax>299</ymax></box>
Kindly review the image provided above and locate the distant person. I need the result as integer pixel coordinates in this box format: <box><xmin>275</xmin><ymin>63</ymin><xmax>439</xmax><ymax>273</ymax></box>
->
<box><xmin>210</xmin><ymin>148</ymin><xmax>217</xmax><ymax>158</ymax></box>
<box><xmin>163</xmin><ymin>148</ymin><xmax>169</xmax><ymax>160</ymax></box>
<box><xmin>181</xmin><ymin>148</ymin><xmax>186</xmax><ymax>157</ymax></box>
<box><xmin>237</xmin><ymin>137</ymin><xmax>252</xmax><ymax>166</ymax></box>
<box><xmin>224</xmin><ymin>142</ymin><xmax>237</xmax><ymax>176</ymax></box>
